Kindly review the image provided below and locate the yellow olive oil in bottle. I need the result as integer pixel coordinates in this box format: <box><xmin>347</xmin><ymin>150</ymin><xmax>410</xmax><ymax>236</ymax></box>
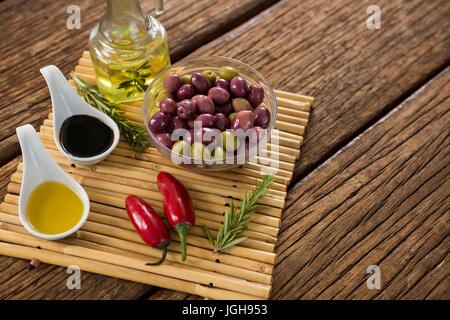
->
<box><xmin>89</xmin><ymin>0</ymin><xmax>170</xmax><ymax>103</ymax></box>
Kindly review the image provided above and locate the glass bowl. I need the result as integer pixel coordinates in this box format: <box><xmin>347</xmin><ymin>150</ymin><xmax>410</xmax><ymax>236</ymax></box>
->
<box><xmin>142</xmin><ymin>56</ymin><xmax>277</xmax><ymax>171</ymax></box>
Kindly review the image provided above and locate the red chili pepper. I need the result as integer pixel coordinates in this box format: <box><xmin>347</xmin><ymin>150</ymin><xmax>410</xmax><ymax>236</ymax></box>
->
<box><xmin>157</xmin><ymin>172</ymin><xmax>195</xmax><ymax>261</ymax></box>
<box><xmin>125</xmin><ymin>195</ymin><xmax>170</xmax><ymax>265</ymax></box>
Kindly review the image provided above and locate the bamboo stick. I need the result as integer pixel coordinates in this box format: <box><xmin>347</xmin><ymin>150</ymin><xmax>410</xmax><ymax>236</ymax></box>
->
<box><xmin>0</xmin><ymin>210</ymin><xmax>273</xmax><ymax>274</ymax></box>
<box><xmin>1</xmin><ymin>200</ymin><xmax>276</xmax><ymax>264</ymax></box>
<box><xmin>1</xmin><ymin>198</ymin><xmax>277</xmax><ymax>247</ymax></box>
<box><xmin>0</xmin><ymin>228</ymin><xmax>270</xmax><ymax>298</ymax></box>
<box><xmin>274</xmin><ymin>89</ymin><xmax>314</xmax><ymax>104</ymax></box>
<box><xmin>0</xmin><ymin>241</ymin><xmax>263</xmax><ymax>300</ymax></box>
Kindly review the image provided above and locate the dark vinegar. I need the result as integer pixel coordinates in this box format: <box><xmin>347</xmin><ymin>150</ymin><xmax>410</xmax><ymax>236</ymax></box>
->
<box><xmin>60</xmin><ymin>115</ymin><xmax>114</xmax><ymax>158</ymax></box>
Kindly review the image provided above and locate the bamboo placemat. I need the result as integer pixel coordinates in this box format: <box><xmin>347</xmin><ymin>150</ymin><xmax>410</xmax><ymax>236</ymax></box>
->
<box><xmin>0</xmin><ymin>51</ymin><xmax>313</xmax><ymax>300</ymax></box>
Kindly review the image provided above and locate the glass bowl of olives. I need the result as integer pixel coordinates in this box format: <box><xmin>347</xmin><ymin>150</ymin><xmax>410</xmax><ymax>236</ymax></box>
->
<box><xmin>143</xmin><ymin>56</ymin><xmax>277</xmax><ymax>171</ymax></box>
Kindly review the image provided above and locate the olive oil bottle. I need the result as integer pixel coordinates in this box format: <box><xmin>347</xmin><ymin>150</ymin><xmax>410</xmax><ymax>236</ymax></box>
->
<box><xmin>89</xmin><ymin>0</ymin><xmax>170</xmax><ymax>103</ymax></box>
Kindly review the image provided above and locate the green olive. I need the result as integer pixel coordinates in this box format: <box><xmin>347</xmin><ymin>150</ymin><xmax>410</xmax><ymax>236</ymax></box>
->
<box><xmin>221</xmin><ymin>131</ymin><xmax>240</xmax><ymax>152</ymax></box>
<box><xmin>191</xmin><ymin>142</ymin><xmax>211</xmax><ymax>160</ymax></box>
<box><xmin>172</xmin><ymin>140</ymin><xmax>190</xmax><ymax>157</ymax></box>
<box><xmin>218</xmin><ymin>66</ymin><xmax>239</xmax><ymax>81</ymax></box>
<box><xmin>211</xmin><ymin>146</ymin><xmax>226</xmax><ymax>160</ymax></box>
<box><xmin>202</xmin><ymin>70</ymin><xmax>217</xmax><ymax>86</ymax></box>
<box><xmin>228</xmin><ymin>112</ymin><xmax>237</xmax><ymax>122</ymax></box>
<box><xmin>181</xmin><ymin>74</ymin><xmax>191</xmax><ymax>84</ymax></box>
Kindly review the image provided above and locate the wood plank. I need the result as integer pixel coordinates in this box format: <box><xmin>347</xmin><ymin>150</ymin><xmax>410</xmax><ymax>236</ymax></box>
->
<box><xmin>184</xmin><ymin>0</ymin><xmax>450</xmax><ymax>181</ymax></box>
<box><xmin>271</xmin><ymin>68</ymin><xmax>450</xmax><ymax>299</ymax></box>
<box><xmin>0</xmin><ymin>0</ymin><xmax>279</xmax><ymax>167</ymax></box>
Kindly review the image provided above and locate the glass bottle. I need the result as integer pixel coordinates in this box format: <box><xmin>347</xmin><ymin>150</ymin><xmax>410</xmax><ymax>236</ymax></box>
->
<box><xmin>89</xmin><ymin>0</ymin><xmax>170</xmax><ymax>103</ymax></box>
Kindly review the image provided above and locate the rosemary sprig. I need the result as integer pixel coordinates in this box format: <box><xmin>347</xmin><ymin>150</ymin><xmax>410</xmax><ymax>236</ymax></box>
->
<box><xmin>117</xmin><ymin>61</ymin><xmax>151</xmax><ymax>97</ymax></box>
<box><xmin>73</xmin><ymin>76</ymin><xmax>150</xmax><ymax>152</ymax></box>
<box><xmin>203</xmin><ymin>175</ymin><xmax>274</xmax><ymax>253</ymax></box>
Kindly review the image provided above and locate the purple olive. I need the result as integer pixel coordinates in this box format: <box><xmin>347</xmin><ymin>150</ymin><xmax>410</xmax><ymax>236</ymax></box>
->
<box><xmin>195</xmin><ymin>114</ymin><xmax>216</xmax><ymax>128</ymax></box>
<box><xmin>170</xmin><ymin>116</ymin><xmax>187</xmax><ymax>131</ymax></box>
<box><xmin>196</xmin><ymin>96</ymin><xmax>215</xmax><ymax>114</ymax></box>
<box><xmin>253</xmin><ymin>126</ymin><xmax>267</xmax><ymax>142</ymax></box>
<box><xmin>247</xmin><ymin>84</ymin><xmax>264</xmax><ymax>107</ymax></box>
<box><xmin>164</xmin><ymin>72</ymin><xmax>182</xmax><ymax>94</ymax></box>
<box><xmin>191</xmin><ymin>94</ymin><xmax>205</xmax><ymax>104</ymax></box>
<box><xmin>191</xmin><ymin>72</ymin><xmax>211</xmax><ymax>93</ymax></box>
<box><xmin>156</xmin><ymin>133</ymin><xmax>175</xmax><ymax>149</ymax></box>
<box><xmin>149</xmin><ymin>112</ymin><xmax>170</xmax><ymax>134</ymax></box>
<box><xmin>208</xmin><ymin>87</ymin><xmax>230</xmax><ymax>104</ymax></box>
<box><xmin>215</xmin><ymin>102</ymin><xmax>233</xmax><ymax>115</ymax></box>
<box><xmin>254</xmin><ymin>106</ymin><xmax>271</xmax><ymax>129</ymax></box>
<box><xmin>231</xmin><ymin>110</ymin><xmax>255</xmax><ymax>132</ymax></box>
<box><xmin>159</xmin><ymin>98</ymin><xmax>177</xmax><ymax>115</ymax></box>
<box><xmin>177</xmin><ymin>84</ymin><xmax>196</xmax><ymax>100</ymax></box>
<box><xmin>176</xmin><ymin>99</ymin><xmax>197</xmax><ymax>119</ymax></box>
<box><xmin>232</xmin><ymin>98</ymin><xmax>253</xmax><ymax>112</ymax></box>
<box><xmin>230</xmin><ymin>76</ymin><xmax>248</xmax><ymax>97</ymax></box>
<box><xmin>195</xmin><ymin>128</ymin><xmax>220</xmax><ymax>145</ymax></box>
<box><xmin>187</xmin><ymin>119</ymin><xmax>195</xmax><ymax>129</ymax></box>
<box><xmin>215</xmin><ymin>79</ymin><xmax>230</xmax><ymax>92</ymax></box>
<box><xmin>215</xmin><ymin>113</ymin><xmax>230</xmax><ymax>131</ymax></box>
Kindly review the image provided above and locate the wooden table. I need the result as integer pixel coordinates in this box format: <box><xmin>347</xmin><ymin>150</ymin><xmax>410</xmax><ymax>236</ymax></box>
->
<box><xmin>0</xmin><ymin>0</ymin><xmax>448</xmax><ymax>299</ymax></box>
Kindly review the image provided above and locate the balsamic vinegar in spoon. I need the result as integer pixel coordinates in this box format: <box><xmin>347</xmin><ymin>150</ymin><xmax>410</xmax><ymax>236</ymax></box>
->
<box><xmin>60</xmin><ymin>115</ymin><xmax>114</xmax><ymax>158</ymax></box>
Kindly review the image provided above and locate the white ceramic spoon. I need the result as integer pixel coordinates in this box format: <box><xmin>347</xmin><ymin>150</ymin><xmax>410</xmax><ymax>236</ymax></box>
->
<box><xmin>16</xmin><ymin>124</ymin><xmax>90</xmax><ymax>240</ymax></box>
<box><xmin>40</xmin><ymin>65</ymin><xmax>120</xmax><ymax>166</ymax></box>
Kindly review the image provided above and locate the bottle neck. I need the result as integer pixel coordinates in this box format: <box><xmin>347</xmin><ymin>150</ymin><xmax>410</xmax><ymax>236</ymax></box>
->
<box><xmin>106</xmin><ymin>0</ymin><xmax>143</xmax><ymax>19</ymax></box>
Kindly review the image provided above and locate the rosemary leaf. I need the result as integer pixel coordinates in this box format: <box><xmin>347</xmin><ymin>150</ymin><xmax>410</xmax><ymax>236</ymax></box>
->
<box><xmin>72</xmin><ymin>76</ymin><xmax>150</xmax><ymax>153</ymax></box>
<box><xmin>203</xmin><ymin>175</ymin><xmax>274</xmax><ymax>252</ymax></box>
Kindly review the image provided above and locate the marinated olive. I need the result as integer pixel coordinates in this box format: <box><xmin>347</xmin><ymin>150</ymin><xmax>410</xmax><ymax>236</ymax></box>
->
<box><xmin>148</xmin><ymin>112</ymin><xmax>170</xmax><ymax>134</ymax></box>
<box><xmin>181</xmin><ymin>74</ymin><xmax>191</xmax><ymax>84</ymax></box>
<box><xmin>247</xmin><ymin>84</ymin><xmax>264</xmax><ymax>107</ymax></box>
<box><xmin>218</xmin><ymin>66</ymin><xmax>239</xmax><ymax>81</ymax></box>
<box><xmin>196</xmin><ymin>96</ymin><xmax>215</xmax><ymax>114</ymax></box>
<box><xmin>164</xmin><ymin>72</ymin><xmax>182</xmax><ymax>94</ymax></box>
<box><xmin>231</xmin><ymin>110</ymin><xmax>255</xmax><ymax>131</ymax></box>
<box><xmin>228</xmin><ymin>112</ymin><xmax>237</xmax><ymax>122</ymax></box>
<box><xmin>191</xmin><ymin>142</ymin><xmax>211</xmax><ymax>160</ymax></box>
<box><xmin>195</xmin><ymin>114</ymin><xmax>216</xmax><ymax>128</ymax></box>
<box><xmin>254</xmin><ymin>106</ymin><xmax>270</xmax><ymax>129</ymax></box>
<box><xmin>214</xmin><ymin>113</ymin><xmax>230</xmax><ymax>131</ymax></box>
<box><xmin>155</xmin><ymin>91</ymin><xmax>174</xmax><ymax>106</ymax></box>
<box><xmin>215</xmin><ymin>102</ymin><xmax>233</xmax><ymax>115</ymax></box>
<box><xmin>170</xmin><ymin>116</ymin><xmax>187</xmax><ymax>131</ymax></box>
<box><xmin>232</xmin><ymin>97</ymin><xmax>253</xmax><ymax>112</ymax></box>
<box><xmin>195</xmin><ymin>127</ymin><xmax>220</xmax><ymax>145</ymax></box>
<box><xmin>230</xmin><ymin>76</ymin><xmax>248</xmax><ymax>97</ymax></box>
<box><xmin>172</xmin><ymin>140</ymin><xmax>190</xmax><ymax>157</ymax></box>
<box><xmin>202</xmin><ymin>70</ymin><xmax>217</xmax><ymax>86</ymax></box>
<box><xmin>177</xmin><ymin>84</ymin><xmax>196</xmax><ymax>100</ymax></box>
<box><xmin>221</xmin><ymin>131</ymin><xmax>240</xmax><ymax>151</ymax></box>
<box><xmin>253</xmin><ymin>126</ymin><xmax>267</xmax><ymax>142</ymax></box>
<box><xmin>215</xmin><ymin>78</ymin><xmax>230</xmax><ymax>92</ymax></box>
<box><xmin>159</xmin><ymin>98</ymin><xmax>177</xmax><ymax>115</ymax></box>
<box><xmin>191</xmin><ymin>72</ymin><xmax>211</xmax><ymax>93</ymax></box>
<box><xmin>176</xmin><ymin>99</ymin><xmax>197</xmax><ymax>119</ymax></box>
<box><xmin>208</xmin><ymin>87</ymin><xmax>230</xmax><ymax>104</ymax></box>
<box><xmin>191</xmin><ymin>94</ymin><xmax>205</xmax><ymax>104</ymax></box>
<box><xmin>211</xmin><ymin>146</ymin><xmax>226</xmax><ymax>160</ymax></box>
<box><xmin>156</xmin><ymin>133</ymin><xmax>175</xmax><ymax>149</ymax></box>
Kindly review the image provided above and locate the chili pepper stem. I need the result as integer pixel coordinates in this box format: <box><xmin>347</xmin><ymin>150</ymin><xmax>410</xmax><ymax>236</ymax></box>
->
<box><xmin>174</xmin><ymin>223</ymin><xmax>191</xmax><ymax>261</ymax></box>
<box><xmin>145</xmin><ymin>241</ymin><xmax>169</xmax><ymax>266</ymax></box>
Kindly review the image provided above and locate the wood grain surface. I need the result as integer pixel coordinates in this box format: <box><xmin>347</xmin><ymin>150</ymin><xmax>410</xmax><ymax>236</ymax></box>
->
<box><xmin>1</xmin><ymin>0</ymin><xmax>449</xmax><ymax>299</ymax></box>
